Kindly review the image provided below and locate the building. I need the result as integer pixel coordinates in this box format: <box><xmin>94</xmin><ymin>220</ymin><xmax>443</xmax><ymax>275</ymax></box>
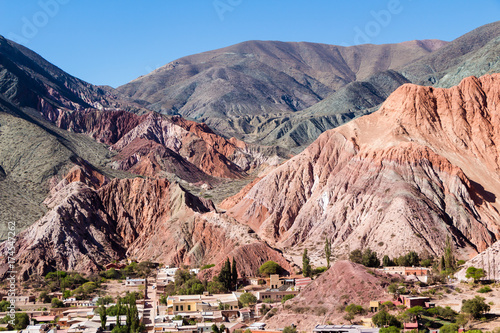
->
<box><xmin>33</xmin><ymin>316</ymin><xmax>56</xmax><ymax>323</ymax></box>
<box><xmin>125</xmin><ymin>277</ymin><xmax>146</xmax><ymax>286</ymax></box>
<box><xmin>255</xmin><ymin>290</ymin><xmax>298</xmax><ymax>302</ymax></box>
<box><xmin>268</xmin><ymin>275</ymin><xmax>284</xmax><ymax>289</ymax></box>
<box><xmin>378</xmin><ymin>267</ymin><xmax>429</xmax><ymax>283</ymax></box>
<box><xmin>48</xmin><ymin>292</ymin><xmax>64</xmax><ymax>300</ymax></box>
<box><xmin>313</xmin><ymin>325</ymin><xmax>379</xmax><ymax>333</ymax></box>
<box><xmin>403</xmin><ymin>322</ymin><xmax>419</xmax><ymax>332</ymax></box>
<box><xmin>68</xmin><ymin>321</ymin><xmax>102</xmax><ymax>333</ymax></box>
<box><xmin>369</xmin><ymin>301</ymin><xmax>379</xmax><ymax>312</ymax></box>
<box><xmin>159</xmin><ymin>267</ymin><xmax>179</xmax><ymax>276</ymax></box>
<box><xmin>24</xmin><ymin>325</ymin><xmax>49</xmax><ymax>333</ymax></box>
<box><xmin>166</xmin><ymin>293</ymin><xmax>239</xmax><ymax>315</ymax></box>
<box><xmin>2</xmin><ymin>295</ymin><xmax>36</xmax><ymax>303</ymax></box>
<box><xmin>380</xmin><ymin>267</ymin><xmax>406</xmax><ymax>275</ymax></box>
<box><xmin>294</xmin><ymin>277</ymin><xmax>312</xmax><ymax>290</ymax></box>
<box><xmin>400</xmin><ymin>295</ymin><xmax>430</xmax><ymax>308</ymax></box>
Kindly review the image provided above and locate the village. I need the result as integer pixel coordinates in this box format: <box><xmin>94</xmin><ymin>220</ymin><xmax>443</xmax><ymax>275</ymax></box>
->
<box><xmin>1</xmin><ymin>251</ymin><xmax>499</xmax><ymax>333</ymax></box>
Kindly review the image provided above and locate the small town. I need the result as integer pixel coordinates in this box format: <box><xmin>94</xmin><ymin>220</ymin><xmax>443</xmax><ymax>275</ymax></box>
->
<box><xmin>1</xmin><ymin>3</ymin><xmax>500</xmax><ymax>333</ymax></box>
<box><xmin>1</xmin><ymin>247</ymin><xmax>499</xmax><ymax>333</ymax></box>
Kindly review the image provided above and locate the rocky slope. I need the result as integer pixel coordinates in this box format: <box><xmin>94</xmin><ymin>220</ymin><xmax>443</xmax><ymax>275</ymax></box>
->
<box><xmin>0</xmin><ymin>96</ymin><xmax>125</xmax><ymax>240</ymax></box>
<box><xmin>456</xmin><ymin>240</ymin><xmax>500</xmax><ymax>281</ymax></box>
<box><xmin>118</xmin><ymin>39</ymin><xmax>447</xmax><ymax>139</ymax></box>
<box><xmin>0</xmin><ymin>174</ymin><xmax>292</xmax><ymax>279</ymax></box>
<box><xmin>265</xmin><ymin>261</ymin><xmax>397</xmax><ymax>331</ymax></box>
<box><xmin>223</xmin><ymin>74</ymin><xmax>500</xmax><ymax>262</ymax></box>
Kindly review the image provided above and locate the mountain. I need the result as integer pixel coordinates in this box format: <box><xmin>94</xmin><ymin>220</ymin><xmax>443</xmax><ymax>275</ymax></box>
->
<box><xmin>0</xmin><ymin>35</ymin><xmax>119</xmax><ymax>111</ymax></box>
<box><xmin>117</xmin><ymin>39</ymin><xmax>447</xmax><ymax>139</ymax></box>
<box><xmin>264</xmin><ymin>261</ymin><xmax>398</xmax><ymax>331</ymax></box>
<box><xmin>0</xmin><ymin>34</ymin><xmax>285</xmax><ymax>240</ymax></box>
<box><xmin>0</xmin><ymin>95</ymin><xmax>125</xmax><ymax>240</ymax></box>
<box><xmin>222</xmin><ymin>74</ymin><xmax>500</xmax><ymax>262</ymax></box>
<box><xmin>401</xmin><ymin>21</ymin><xmax>500</xmax><ymax>85</ymax></box>
<box><xmin>118</xmin><ymin>22</ymin><xmax>500</xmax><ymax>152</ymax></box>
<box><xmin>0</xmin><ymin>172</ymin><xmax>292</xmax><ymax>279</ymax></box>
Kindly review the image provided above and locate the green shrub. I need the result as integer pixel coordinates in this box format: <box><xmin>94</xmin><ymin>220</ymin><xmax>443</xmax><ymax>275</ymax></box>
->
<box><xmin>477</xmin><ymin>286</ymin><xmax>492</xmax><ymax>293</ymax></box>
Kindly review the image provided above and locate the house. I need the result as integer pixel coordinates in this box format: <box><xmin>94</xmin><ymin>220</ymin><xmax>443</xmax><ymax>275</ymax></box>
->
<box><xmin>268</xmin><ymin>275</ymin><xmax>284</xmax><ymax>289</ymax></box>
<box><xmin>255</xmin><ymin>290</ymin><xmax>298</xmax><ymax>302</ymax></box>
<box><xmin>238</xmin><ymin>308</ymin><xmax>253</xmax><ymax>322</ymax></box>
<box><xmin>380</xmin><ymin>267</ymin><xmax>406</xmax><ymax>275</ymax></box>
<box><xmin>125</xmin><ymin>277</ymin><xmax>146</xmax><ymax>286</ymax></box>
<box><xmin>313</xmin><ymin>325</ymin><xmax>379</xmax><ymax>333</ymax></box>
<box><xmin>400</xmin><ymin>296</ymin><xmax>430</xmax><ymax>308</ymax></box>
<box><xmin>166</xmin><ymin>293</ymin><xmax>239</xmax><ymax>315</ymax></box>
<box><xmin>67</xmin><ymin>321</ymin><xmax>102</xmax><ymax>333</ymax></box>
<box><xmin>403</xmin><ymin>322</ymin><xmax>419</xmax><ymax>332</ymax></box>
<box><xmin>159</xmin><ymin>267</ymin><xmax>179</xmax><ymax>276</ymax></box>
<box><xmin>378</xmin><ymin>267</ymin><xmax>429</xmax><ymax>283</ymax></box>
<box><xmin>23</xmin><ymin>325</ymin><xmax>49</xmax><ymax>333</ymax></box>
<box><xmin>2</xmin><ymin>295</ymin><xmax>36</xmax><ymax>304</ymax></box>
<box><xmin>369</xmin><ymin>301</ymin><xmax>379</xmax><ymax>312</ymax></box>
<box><xmin>294</xmin><ymin>277</ymin><xmax>312</xmax><ymax>290</ymax></box>
<box><xmin>33</xmin><ymin>316</ymin><xmax>56</xmax><ymax>323</ymax></box>
<box><xmin>48</xmin><ymin>292</ymin><xmax>64</xmax><ymax>300</ymax></box>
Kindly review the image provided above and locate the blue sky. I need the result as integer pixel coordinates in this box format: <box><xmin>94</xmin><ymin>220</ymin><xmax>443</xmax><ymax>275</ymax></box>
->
<box><xmin>1</xmin><ymin>0</ymin><xmax>499</xmax><ymax>88</ymax></box>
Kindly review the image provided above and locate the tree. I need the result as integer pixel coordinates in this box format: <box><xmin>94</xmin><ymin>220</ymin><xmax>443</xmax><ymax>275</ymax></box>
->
<box><xmin>461</xmin><ymin>296</ymin><xmax>490</xmax><ymax>319</ymax></box>
<box><xmin>443</xmin><ymin>235</ymin><xmax>456</xmax><ymax>271</ymax></box>
<box><xmin>382</xmin><ymin>255</ymin><xmax>394</xmax><ymax>267</ymax></box>
<box><xmin>282</xmin><ymin>326</ymin><xmax>297</xmax><ymax>333</ymax></box>
<box><xmin>38</xmin><ymin>291</ymin><xmax>51</xmax><ymax>303</ymax></box>
<box><xmin>345</xmin><ymin>304</ymin><xmax>364</xmax><ymax>315</ymax></box>
<box><xmin>349</xmin><ymin>249</ymin><xmax>363</xmax><ymax>264</ymax></box>
<box><xmin>302</xmin><ymin>249</ymin><xmax>312</xmax><ymax>277</ymax></box>
<box><xmin>362</xmin><ymin>249</ymin><xmax>380</xmax><ymax>268</ymax></box>
<box><xmin>2</xmin><ymin>313</ymin><xmax>30</xmax><ymax>330</ymax></box>
<box><xmin>405</xmin><ymin>251</ymin><xmax>420</xmax><ymax>266</ymax></box>
<box><xmin>219</xmin><ymin>258</ymin><xmax>232</xmax><ymax>291</ymax></box>
<box><xmin>258</xmin><ymin>261</ymin><xmax>282</xmax><ymax>276</ymax></box>
<box><xmin>116</xmin><ymin>297</ymin><xmax>122</xmax><ymax>327</ymax></box>
<box><xmin>281</xmin><ymin>294</ymin><xmax>295</xmax><ymax>304</ymax></box>
<box><xmin>325</xmin><ymin>238</ymin><xmax>332</xmax><ymax>269</ymax></box>
<box><xmin>100</xmin><ymin>304</ymin><xmax>107</xmax><ymax>330</ymax></box>
<box><xmin>439</xmin><ymin>323</ymin><xmax>459</xmax><ymax>333</ymax></box>
<box><xmin>51</xmin><ymin>298</ymin><xmax>64</xmax><ymax>308</ymax></box>
<box><xmin>231</xmin><ymin>258</ymin><xmax>238</xmax><ymax>291</ymax></box>
<box><xmin>455</xmin><ymin>313</ymin><xmax>471</xmax><ymax>331</ymax></box>
<box><xmin>379</xmin><ymin>327</ymin><xmax>400</xmax><ymax>333</ymax></box>
<box><xmin>239</xmin><ymin>293</ymin><xmax>257</xmax><ymax>307</ymax></box>
<box><xmin>387</xmin><ymin>283</ymin><xmax>398</xmax><ymax>294</ymax></box>
<box><xmin>372</xmin><ymin>310</ymin><xmax>400</xmax><ymax>328</ymax></box>
<box><xmin>401</xmin><ymin>306</ymin><xmax>424</xmax><ymax>322</ymax></box>
<box><xmin>465</xmin><ymin>266</ymin><xmax>485</xmax><ymax>283</ymax></box>
<box><xmin>207</xmin><ymin>279</ymin><xmax>227</xmax><ymax>294</ymax></box>
<box><xmin>126</xmin><ymin>294</ymin><xmax>140</xmax><ymax>333</ymax></box>
<box><xmin>97</xmin><ymin>296</ymin><xmax>114</xmax><ymax>306</ymax></box>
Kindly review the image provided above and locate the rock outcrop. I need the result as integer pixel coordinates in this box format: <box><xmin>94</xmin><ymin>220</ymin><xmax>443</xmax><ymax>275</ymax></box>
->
<box><xmin>456</xmin><ymin>240</ymin><xmax>500</xmax><ymax>281</ymax></box>
<box><xmin>0</xmin><ymin>175</ymin><xmax>292</xmax><ymax>279</ymax></box>
<box><xmin>224</xmin><ymin>75</ymin><xmax>500</xmax><ymax>261</ymax></box>
<box><xmin>265</xmin><ymin>261</ymin><xmax>397</xmax><ymax>331</ymax></box>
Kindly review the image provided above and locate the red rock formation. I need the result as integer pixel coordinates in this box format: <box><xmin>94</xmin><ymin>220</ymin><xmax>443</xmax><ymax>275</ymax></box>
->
<box><xmin>0</xmin><ymin>176</ymin><xmax>292</xmax><ymax>279</ymax></box>
<box><xmin>0</xmin><ymin>182</ymin><xmax>125</xmax><ymax>280</ymax></box>
<box><xmin>224</xmin><ymin>75</ymin><xmax>500</xmax><ymax>260</ymax></box>
<box><xmin>265</xmin><ymin>261</ymin><xmax>398</xmax><ymax>331</ymax></box>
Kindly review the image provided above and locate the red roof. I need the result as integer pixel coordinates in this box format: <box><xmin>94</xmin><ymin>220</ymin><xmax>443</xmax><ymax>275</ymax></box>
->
<box><xmin>404</xmin><ymin>322</ymin><xmax>418</xmax><ymax>329</ymax></box>
<box><xmin>34</xmin><ymin>316</ymin><xmax>56</xmax><ymax>322</ymax></box>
